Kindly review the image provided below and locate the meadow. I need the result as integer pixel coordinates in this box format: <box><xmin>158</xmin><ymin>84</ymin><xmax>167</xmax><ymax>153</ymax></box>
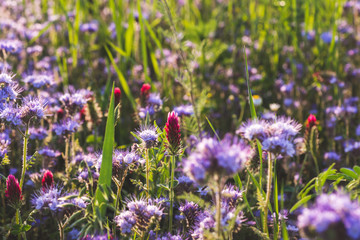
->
<box><xmin>1</xmin><ymin>0</ymin><xmax>360</xmax><ymax>239</ymax></box>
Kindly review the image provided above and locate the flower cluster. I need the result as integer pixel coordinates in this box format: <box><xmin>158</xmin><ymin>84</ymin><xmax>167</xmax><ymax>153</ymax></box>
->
<box><xmin>114</xmin><ymin>198</ymin><xmax>164</xmax><ymax>236</ymax></box>
<box><xmin>165</xmin><ymin>111</ymin><xmax>181</xmax><ymax>155</ymax></box>
<box><xmin>298</xmin><ymin>192</ymin><xmax>360</xmax><ymax>240</ymax></box>
<box><xmin>238</xmin><ymin>116</ymin><xmax>302</xmax><ymax>157</ymax></box>
<box><xmin>183</xmin><ymin>135</ymin><xmax>253</xmax><ymax>185</ymax></box>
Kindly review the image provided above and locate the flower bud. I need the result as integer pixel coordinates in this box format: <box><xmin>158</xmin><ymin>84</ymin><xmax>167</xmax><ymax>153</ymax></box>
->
<box><xmin>42</xmin><ymin>170</ymin><xmax>54</xmax><ymax>191</ymax></box>
<box><xmin>5</xmin><ymin>175</ymin><xmax>22</xmax><ymax>206</ymax></box>
<box><xmin>165</xmin><ymin>111</ymin><xmax>181</xmax><ymax>155</ymax></box>
<box><xmin>306</xmin><ymin>114</ymin><xmax>317</xmax><ymax>130</ymax></box>
<box><xmin>114</xmin><ymin>87</ymin><xmax>121</xmax><ymax>105</ymax></box>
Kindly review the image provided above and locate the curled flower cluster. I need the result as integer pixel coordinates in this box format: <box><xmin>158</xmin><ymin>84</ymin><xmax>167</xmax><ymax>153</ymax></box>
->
<box><xmin>136</xmin><ymin>125</ymin><xmax>159</xmax><ymax>149</ymax></box>
<box><xmin>298</xmin><ymin>192</ymin><xmax>360</xmax><ymax>240</ymax></box>
<box><xmin>114</xmin><ymin>198</ymin><xmax>164</xmax><ymax>236</ymax></box>
<box><xmin>183</xmin><ymin>135</ymin><xmax>253</xmax><ymax>185</ymax></box>
<box><xmin>238</xmin><ymin>116</ymin><xmax>302</xmax><ymax>157</ymax></box>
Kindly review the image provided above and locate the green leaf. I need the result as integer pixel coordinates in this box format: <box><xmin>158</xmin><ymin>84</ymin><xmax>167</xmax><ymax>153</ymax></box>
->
<box><xmin>340</xmin><ymin>168</ymin><xmax>358</xmax><ymax>180</ymax></box>
<box><xmin>290</xmin><ymin>195</ymin><xmax>313</xmax><ymax>213</ymax></box>
<box><xmin>104</xmin><ymin>45</ymin><xmax>136</xmax><ymax>110</ymax></box>
<box><xmin>243</xmin><ymin>47</ymin><xmax>257</xmax><ymax>119</ymax></box>
<box><xmin>205</xmin><ymin>116</ymin><xmax>220</xmax><ymax>141</ymax></box>
<box><xmin>353</xmin><ymin>166</ymin><xmax>360</xmax><ymax>176</ymax></box>
<box><xmin>94</xmin><ymin>82</ymin><xmax>115</xmax><ymax>217</ymax></box>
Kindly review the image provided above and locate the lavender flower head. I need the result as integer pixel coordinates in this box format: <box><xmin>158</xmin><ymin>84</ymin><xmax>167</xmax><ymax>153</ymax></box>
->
<box><xmin>236</xmin><ymin>118</ymin><xmax>269</xmax><ymax>141</ymax></box>
<box><xmin>136</xmin><ymin>125</ymin><xmax>159</xmax><ymax>149</ymax></box>
<box><xmin>298</xmin><ymin>191</ymin><xmax>360</xmax><ymax>240</ymax></box>
<box><xmin>19</xmin><ymin>97</ymin><xmax>47</xmax><ymax>123</ymax></box>
<box><xmin>183</xmin><ymin>135</ymin><xmax>254</xmax><ymax>186</ymax></box>
<box><xmin>114</xmin><ymin>198</ymin><xmax>164</xmax><ymax>236</ymax></box>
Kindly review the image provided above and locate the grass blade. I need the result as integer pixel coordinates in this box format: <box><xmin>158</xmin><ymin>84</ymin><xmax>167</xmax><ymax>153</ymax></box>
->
<box><xmin>94</xmin><ymin>82</ymin><xmax>115</xmax><ymax>217</ymax></box>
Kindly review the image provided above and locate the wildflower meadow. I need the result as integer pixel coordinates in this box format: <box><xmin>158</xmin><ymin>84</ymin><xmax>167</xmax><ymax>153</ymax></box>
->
<box><xmin>1</xmin><ymin>0</ymin><xmax>360</xmax><ymax>239</ymax></box>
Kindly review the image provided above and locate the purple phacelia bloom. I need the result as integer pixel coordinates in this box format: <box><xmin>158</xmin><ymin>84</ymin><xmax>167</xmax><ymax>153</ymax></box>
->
<box><xmin>79</xmin><ymin>20</ymin><xmax>99</xmax><ymax>33</ymax></box>
<box><xmin>29</xmin><ymin>127</ymin><xmax>48</xmax><ymax>140</ymax></box>
<box><xmin>23</xmin><ymin>74</ymin><xmax>53</xmax><ymax>88</ymax></box>
<box><xmin>0</xmin><ymin>103</ymin><xmax>22</xmax><ymax>126</ymax></box>
<box><xmin>0</xmin><ymin>39</ymin><xmax>23</xmax><ymax>53</ymax></box>
<box><xmin>19</xmin><ymin>97</ymin><xmax>47</xmax><ymax>122</ymax></box>
<box><xmin>53</xmin><ymin>118</ymin><xmax>80</xmax><ymax>136</ymax></box>
<box><xmin>147</xmin><ymin>93</ymin><xmax>163</xmax><ymax>111</ymax></box>
<box><xmin>262</xmin><ymin>136</ymin><xmax>296</xmax><ymax>157</ymax></box>
<box><xmin>269</xmin><ymin>117</ymin><xmax>301</xmax><ymax>138</ymax></box>
<box><xmin>173</xmin><ymin>104</ymin><xmax>194</xmax><ymax>116</ymax></box>
<box><xmin>136</xmin><ymin>125</ymin><xmax>159</xmax><ymax>149</ymax></box>
<box><xmin>38</xmin><ymin>147</ymin><xmax>61</xmax><ymax>158</ymax></box>
<box><xmin>183</xmin><ymin>134</ymin><xmax>254</xmax><ymax>185</ymax></box>
<box><xmin>114</xmin><ymin>198</ymin><xmax>164</xmax><ymax>235</ymax></box>
<box><xmin>0</xmin><ymin>139</ymin><xmax>9</xmax><ymax>158</ymax></box>
<box><xmin>320</xmin><ymin>31</ymin><xmax>338</xmax><ymax>44</ymax></box>
<box><xmin>324</xmin><ymin>151</ymin><xmax>341</xmax><ymax>161</ymax></box>
<box><xmin>0</xmin><ymin>83</ymin><xmax>22</xmax><ymax>101</ymax></box>
<box><xmin>237</xmin><ymin>119</ymin><xmax>269</xmax><ymax>141</ymax></box>
<box><xmin>0</xmin><ymin>71</ymin><xmax>15</xmax><ymax>84</ymax></box>
<box><xmin>298</xmin><ymin>192</ymin><xmax>360</xmax><ymax>240</ymax></box>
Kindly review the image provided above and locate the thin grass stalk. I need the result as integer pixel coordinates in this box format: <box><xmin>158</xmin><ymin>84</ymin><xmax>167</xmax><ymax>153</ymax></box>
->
<box><xmin>215</xmin><ymin>177</ymin><xmax>222</xmax><ymax>239</ymax></box>
<box><xmin>19</xmin><ymin>125</ymin><xmax>29</xmax><ymax>190</ymax></box>
<box><xmin>169</xmin><ymin>155</ymin><xmax>176</xmax><ymax>233</ymax></box>
<box><xmin>146</xmin><ymin>149</ymin><xmax>150</xmax><ymax>198</ymax></box>
<box><xmin>161</xmin><ymin>0</ymin><xmax>202</xmax><ymax>138</ymax></box>
<box><xmin>263</xmin><ymin>153</ymin><xmax>273</xmax><ymax>236</ymax></box>
<box><xmin>64</xmin><ymin>137</ymin><xmax>70</xmax><ymax>177</ymax></box>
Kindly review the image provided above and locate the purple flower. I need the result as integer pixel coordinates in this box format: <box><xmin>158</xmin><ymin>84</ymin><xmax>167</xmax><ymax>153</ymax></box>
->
<box><xmin>183</xmin><ymin>135</ymin><xmax>254</xmax><ymax>185</ymax></box>
<box><xmin>262</xmin><ymin>136</ymin><xmax>296</xmax><ymax>157</ymax></box>
<box><xmin>19</xmin><ymin>97</ymin><xmax>47</xmax><ymax>123</ymax></box>
<box><xmin>23</xmin><ymin>74</ymin><xmax>53</xmax><ymax>88</ymax></box>
<box><xmin>173</xmin><ymin>104</ymin><xmax>194</xmax><ymax>116</ymax></box>
<box><xmin>114</xmin><ymin>198</ymin><xmax>164</xmax><ymax>235</ymax></box>
<box><xmin>53</xmin><ymin>118</ymin><xmax>80</xmax><ymax>136</ymax></box>
<box><xmin>324</xmin><ymin>152</ymin><xmax>341</xmax><ymax>161</ymax></box>
<box><xmin>136</xmin><ymin>125</ymin><xmax>159</xmax><ymax>149</ymax></box>
<box><xmin>0</xmin><ymin>39</ymin><xmax>23</xmax><ymax>53</ymax></box>
<box><xmin>29</xmin><ymin>127</ymin><xmax>48</xmax><ymax>140</ymax></box>
<box><xmin>0</xmin><ymin>103</ymin><xmax>22</xmax><ymax>126</ymax></box>
<box><xmin>298</xmin><ymin>192</ymin><xmax>360</xmax><ymax>239</ymax></box>
<box><xmin>79</xmin><ymin>20</ymin><xmax>99</xmax><ymax>33</ymax></box>
<box><xmin>237</xmin><ymin>119</ymin><xmax>269</xmax><ymax>141</ymax></box>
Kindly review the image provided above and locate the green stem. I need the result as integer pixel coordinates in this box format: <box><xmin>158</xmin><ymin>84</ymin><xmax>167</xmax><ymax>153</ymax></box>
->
<box><xmin>263</xmin><ymin>153</ymin><xmax>273</xmax><ymax>236</ymax></box>
<box><xmin>19</xmin><ymin>125</ymin><xmax>29</xmax><ymax>191</ymax></box>
<box><xmin>146</xmin><ymin>149</ymin><xmax>150</xmax><ymax>198</ymax></box>
<box><xmin>58</xmin><ymin>221</ymin><xmax>64</xmax><ymax>240</ymax></box>
<box><xmin>64</xmin><ymin>137</ymin><xmax>70</xmax><ymax>177</ymax></box>
<box><xmin>169</xmin><ymin>155</ymin><xmax>176</xmax><ymax>233</ymax></box>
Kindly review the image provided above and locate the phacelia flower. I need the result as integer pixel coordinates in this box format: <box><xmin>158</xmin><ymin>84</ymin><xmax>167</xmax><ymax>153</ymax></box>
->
<box><xmin>173</xmin><ymin>104</ymin><xmax>194</xmax><ymax>116</ymax></box>
<box><xmin>262</xmin><ymin>136</ymin><xmax>296</xmax><ymax>157</ymax></box>
<box><xmin>5</xmin><ymin>175</ymin><xmax>23</xmax><ymax>207</ymax></box>
<box><xmin>23</xmin><ymin>74</ymin><xmax>53</xmax><ymax>88</ymax></box>
<box><xmin>298</xmin><ymin>192</ymin><xmax>360</xmax><ymax>240</ymax></box>
<box><xmin>53</xmin><ymin>118</ymin><xmax>80</xmax><ymax>136</ymax></box>
<box><xmin>136</xmin><ymin>125</ymin><xmax>159</xmax><ymax>149</ymax></box>
<box><xmin>236</xmin><ymin>118</ymin><xmax>269</xmax><ymax>141</ymax></box>
<box><xmin>19</xmin><ymin>97</ymin><xmax>47</xmax><ymax>123</ymax></box>
<box><xmin>114</xmin><ymin>198</ymin><xmax>164</xmax><ymax>236</ymax></box>
<box><xmin>183</xmin><ymin>135</ymin><xmax>254</xmax><ymax>186</ymax></box>
<box><xmin>42</xmin><ymin>170</ymin><xmax>54</xmax><ymax>191</ymax></box>
<box><xmin>0</xmin><ymin>103</ymin><xmax>22</xmax><ymax>126</ymax></box>
<box><xmin>165</xmin><ymin>111</ymin><xmax>181</xmax><ymax>155</ymax></box>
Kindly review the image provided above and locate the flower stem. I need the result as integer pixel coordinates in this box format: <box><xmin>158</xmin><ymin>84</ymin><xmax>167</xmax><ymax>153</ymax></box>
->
<box><xmin>64</xmin><ymin>136</ymin><xmax>70</xmax><ymax>177</ymax></box>
<box><xmin>169</xmin><ymin>155</ymin><xmax>176</xmax><ymax>233</ymax></box>
<box><xmin>263</xmin><ymin>153</ymin><xmax>273</xmax><ymax>236</ymax></box>
<box><xmin>58</xmin><ymin>221</ymin><xmax>64</xmax><ymax>240</ymax></box>
<box><xmin>215</xmin><ymin>177</ymin><xmax>222</xmax><ymax>239</ymax></box>
<box><xmin>19</xmin><ymin>125</ymin><xmax>29</xmax><ymax>191</ymax></box>
<box><xmin>145</xmin><ymin>149</ymin><xmax>150</xmax><ymax>198</ymax></box>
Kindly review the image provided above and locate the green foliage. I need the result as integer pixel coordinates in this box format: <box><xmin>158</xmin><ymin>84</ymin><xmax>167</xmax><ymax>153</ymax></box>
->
<box><xmin>94</xmin><ymin>82</ymin><xmax>115</xmax><ymax>217</ymax></box>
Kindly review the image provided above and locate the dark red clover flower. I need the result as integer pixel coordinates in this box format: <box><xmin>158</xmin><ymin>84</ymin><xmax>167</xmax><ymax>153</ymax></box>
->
<box><xmin>306</xmin><ymin>114</ymin><xmax>317</xmax><ymax>130</ymax></box>
<box><xmin>5</xmin><ymin>174</ymin><xmax>22</xmax><ymax>206</ymax></box>
<box><xmin>114</xmin><ymin>87</ymin><xmax>121</xmax><ymax>105</ymax></box>
<box><xmin>42</xmin><ymin>170</ymin><xmax>54</xmax><ymax>191</ymax></box>
<box><xmin>140</xmin><ymin>83</ymin><xmax>151</xmax><ymax>99</ymax></box>
<box><xmin>165</xmin><ymin>111</ymin><xmax>181</xmax><ymax>155</ymax></box>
